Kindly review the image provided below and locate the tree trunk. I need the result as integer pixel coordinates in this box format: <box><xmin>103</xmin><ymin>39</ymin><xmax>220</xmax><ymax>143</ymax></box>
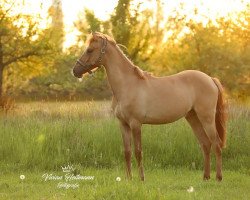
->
<box><xmin>0</xmin><ymin>66</ymin><xmax>3</xmax><ymax>98</ymax></box>
<box><xmin>0</xmin><ymin>34</ymin><xmax>3</xmax><ymax>98</ymax></box>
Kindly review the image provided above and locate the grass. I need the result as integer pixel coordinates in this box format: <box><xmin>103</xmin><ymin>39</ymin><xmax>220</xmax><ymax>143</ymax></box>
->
<box><xmin>0</xmin><ymin>101</ymin><xmax>250</xmax><ymax>199</ymax></box>
<box><xmin>1</xmin><ymin>169</ymin><xmax>250</xmax><ymax>200</ymax></box>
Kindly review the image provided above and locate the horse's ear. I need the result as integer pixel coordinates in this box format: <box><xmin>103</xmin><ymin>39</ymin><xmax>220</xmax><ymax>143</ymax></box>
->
<box><xmin>90</xmin><ymin>31</ymin><xmax>98</xmax><ymax>41</ymax></box>
<box><xmin>91</xmin><ymin>31</ymin><xmax>95</xmax><ymax>35</ymax></box>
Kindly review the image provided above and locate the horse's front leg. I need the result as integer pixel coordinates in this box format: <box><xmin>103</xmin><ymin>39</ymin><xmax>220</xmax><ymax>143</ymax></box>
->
<box><xmin>131</xmin><ymin>121</ymin><xmax>144</xmax><ymax>181</ymax></box>
<box><xmin>119</xmin><ymin>121</ymin><xmax>132</xmax><ymax>180</ymax></box>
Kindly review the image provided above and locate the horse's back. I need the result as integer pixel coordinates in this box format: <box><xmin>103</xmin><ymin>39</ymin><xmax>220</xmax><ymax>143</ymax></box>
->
<box><xmin>138</xmin><ymin>70</ymin><xmax>218</xmax><ymax>124</ymax></box>
<box><xmin>145</xmin><ymin>70</ymin><xmax>214</xmax><ymax>100</ymax></box>
<box><xmin>112</xmin><ymin>70</ymin><xmax>218</xmax><ymax>125</ymax></box>
<box><xmin>159</xmin><ymin>70</ymin><xmax>218</xmax><ymax>99</ymax></box>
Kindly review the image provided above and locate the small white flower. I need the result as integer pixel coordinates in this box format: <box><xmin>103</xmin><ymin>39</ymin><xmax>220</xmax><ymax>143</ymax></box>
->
<box><xmin>116</xmin><ymin>177</ymin><xmax>121</xmax><ymax>182</ymax></box>
<box><xmin>78</xmin><ymin>78</ymin><xmax>83</xmax><ymax>82</ymax></box>
<box><xmin>20</xmin><ymin>175</ymin><xmax>25</xmax><ymax>180</ymax></box>
<box><xmin>187</xmin><ymin>186</ymin><xmax>194</xmax><ymax>193</ymax></box>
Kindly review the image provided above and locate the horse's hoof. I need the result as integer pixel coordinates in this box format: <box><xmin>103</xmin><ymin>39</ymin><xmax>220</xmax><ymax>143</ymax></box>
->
<box><xmin>216</xmin><ymin>175</ymin><xmax>222</xmax><ymax>182</ymax></box>
<box><xmin>203</xmin><ymin>175</ymin><xmax>210</xmax><ymax>181</ymax></box>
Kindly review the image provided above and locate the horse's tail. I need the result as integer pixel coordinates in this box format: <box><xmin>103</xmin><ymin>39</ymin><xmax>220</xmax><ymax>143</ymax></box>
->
<box><xmin>212</xmin><ymin>78</ymin><xmax>227</xmax><ymax>148</ymax></box>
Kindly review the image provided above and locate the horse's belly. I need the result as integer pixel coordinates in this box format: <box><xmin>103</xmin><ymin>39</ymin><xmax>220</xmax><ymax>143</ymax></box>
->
<box><xmin>143</xmin><ymin>111</ymin><xmax>185</xmax><ymax>124</ymax></box>
<box><xmin>142</xmin><ymin>100</ymin><xmax>192</xmax><ymax>124</ymax></box>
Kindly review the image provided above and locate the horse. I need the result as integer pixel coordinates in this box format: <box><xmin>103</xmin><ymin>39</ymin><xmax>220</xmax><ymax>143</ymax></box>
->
<box><xmin>73</xmin><ymin>32</ymin><xmax>227</xmax><ymax>181</ymax></box>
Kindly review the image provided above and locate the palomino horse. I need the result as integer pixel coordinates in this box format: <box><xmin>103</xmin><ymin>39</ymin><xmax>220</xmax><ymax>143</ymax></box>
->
<box><xmin>73</xmin><ymin>32</ymin><xmax>227</xmax><ymax>181</ymax></box>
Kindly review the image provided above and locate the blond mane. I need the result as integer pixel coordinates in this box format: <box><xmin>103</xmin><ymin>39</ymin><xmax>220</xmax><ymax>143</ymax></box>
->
<box><xmin>90</xmin><ymin>32</ymin><xmax>153</xmax><ymax>80</ymax></box>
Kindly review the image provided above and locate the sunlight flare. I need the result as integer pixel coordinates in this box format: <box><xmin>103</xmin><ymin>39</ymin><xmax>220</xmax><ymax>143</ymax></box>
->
<box><xmin>12</xmin><ymin>0</ymin><xmax>249</xmax><ymax>48</ymax></box>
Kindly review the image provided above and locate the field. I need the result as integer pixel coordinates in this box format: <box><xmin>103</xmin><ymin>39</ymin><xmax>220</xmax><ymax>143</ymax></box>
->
<box><xmin>0</xmin><ymin>101</ymin><xmax>250</xmax><ymax>199</ymax></box>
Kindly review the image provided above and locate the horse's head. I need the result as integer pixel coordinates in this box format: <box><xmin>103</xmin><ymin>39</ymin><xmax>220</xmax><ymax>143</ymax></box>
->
<box><xmin>72</xmin><ymin>32</ymin><xmax>107</xmax><ymax>78</ymax></box>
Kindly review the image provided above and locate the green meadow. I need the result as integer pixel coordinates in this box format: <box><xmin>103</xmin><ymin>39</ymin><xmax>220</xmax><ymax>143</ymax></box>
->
<box><xmin>0</xmin><ymin>101</ymin><xmax>250</xmax><ymax>199</ymax></box>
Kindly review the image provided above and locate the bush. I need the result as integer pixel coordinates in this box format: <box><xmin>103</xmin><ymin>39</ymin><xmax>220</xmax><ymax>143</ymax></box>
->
<box><xmin>0</xmin><ymin>95</ymin><xmax>15</xmax><ymax>114</ymax></box>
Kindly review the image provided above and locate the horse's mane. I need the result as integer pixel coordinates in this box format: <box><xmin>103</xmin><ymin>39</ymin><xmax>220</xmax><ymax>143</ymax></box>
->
<box><xmin>91</xmin><ymin>32</ymin><xmax>152</xmax><ymax>80</ymax></box>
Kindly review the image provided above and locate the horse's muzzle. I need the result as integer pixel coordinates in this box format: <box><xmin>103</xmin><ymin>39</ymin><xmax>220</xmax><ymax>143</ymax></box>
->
<box><xmin>72</xmin><ymin>65</ymin><xmax>85</xmax><ymax>78</ymax></box>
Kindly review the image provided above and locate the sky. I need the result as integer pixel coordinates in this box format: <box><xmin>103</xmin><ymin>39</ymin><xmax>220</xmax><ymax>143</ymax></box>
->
<box><xmin>13</xmin><ymin>0</ymin><xmax>249</xmax><ymax>48</ymax></box>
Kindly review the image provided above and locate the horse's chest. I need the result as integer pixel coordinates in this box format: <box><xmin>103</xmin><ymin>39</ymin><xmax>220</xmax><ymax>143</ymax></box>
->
<box><xmin>113</xmin><ymin>103</ymin><xmax>127</xmax><ymax>120</ymax></box>
<box><xmin>113</xmin><ymin>102</ymin><xmax>140</xmax><ymax>121</ymax></box>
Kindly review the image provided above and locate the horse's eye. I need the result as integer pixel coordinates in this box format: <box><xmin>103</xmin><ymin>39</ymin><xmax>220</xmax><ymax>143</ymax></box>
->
<box><xmin>87</xmin><ymin>48</ymin><xmax>93</xmax><ymax>53</ymax></box>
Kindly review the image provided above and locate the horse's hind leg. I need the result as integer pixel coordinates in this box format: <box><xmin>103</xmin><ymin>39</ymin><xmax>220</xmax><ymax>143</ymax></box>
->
<box><xmin>185</xmin><ymin>110</ymin><xmax>212</xmax><ymax>180</ymax></box>
<box><xmin>195</xmin><ymin>109</ymin><xmax>223</xmax><ymax>181</ymax></box>
<box><xmin>214</xmin><ymin>143</ymin><xmax>222</xmax><ymax>181</ymax></box>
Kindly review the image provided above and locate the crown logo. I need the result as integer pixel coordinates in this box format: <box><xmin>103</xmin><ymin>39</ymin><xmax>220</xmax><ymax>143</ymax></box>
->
<box><xmin>61</xmin><ymin>164</ymin><xmax>75</xmax><ymax>173</ymax></box>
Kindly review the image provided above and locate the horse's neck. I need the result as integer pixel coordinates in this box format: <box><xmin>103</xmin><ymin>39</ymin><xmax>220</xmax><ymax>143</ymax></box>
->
<box><xmin>104</xmin><ymin>45</ymin><xmax>136</xmax><ymax>101</ymax></box>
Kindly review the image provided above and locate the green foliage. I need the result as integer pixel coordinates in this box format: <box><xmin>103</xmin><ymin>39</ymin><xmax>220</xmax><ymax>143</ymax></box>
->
<box><xmin>22</xmin><ymin>54</ymin><xmax>111</xmax><ymax>100</ymax></box>
<box><xmin>69</xmin><ymin>0</ymin><xmax>249</xmax><ymax>100</ymax></box>
<box><xmin>110</xmin><ymin>0</ymin><xmax>156</xmax><ymax>65</ymax></box>
<box><xmin>0</xmin><ymin>0</ymin><xmax>54</xmax><ymax>97</ymax></box>
<box><xmin>74</xmin><ymin>9</ymin><xmax>102</xmax><ymax>43</ymax></box>
<box><xmin>48</xmin><ymin>0</ymin><xmax>64</xmax><ymax>52</ymax></box>
<box><xmin>2</xmin><ymin>0</ymin><xmax>249</xmax><ymax>100</ymax></box>
<box><xmin>110</xmin><ymin>0</ymin><xmax>131</xmax><ymax>47</ymax></box>
<box><xmin>149</xmin><ymin>5</ymin><xmax>250</xmax><ymax>99</ymax></box>
<box><xmin>85</xmin><ymin>9</ymin><xmax>101</xmax><ymax>32</ymax></box>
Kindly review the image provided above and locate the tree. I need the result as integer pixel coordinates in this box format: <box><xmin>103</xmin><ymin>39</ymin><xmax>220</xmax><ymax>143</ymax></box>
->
<box><xmin>48</xmin><ymin>0</ymin><xmax>64</xmax><ymax>52</ymax></box>
<box><xmin>151</xmin><ymin>4</ymin><xmax>250</xmax><ymax>99</ymax></box>
<box><xmin>110</xmin><ymin>0</ymin><xmax>156</xmax><ymax>66</ymax></box>
<box><xmin>74</xmin><ymin>9</ymin><xmax>103</xmax><ymax>46</ymax></box>
<box><xmin>0</xmin><ymin>1</ymin><xmax>52</xmax><ymax>98</ymax></box>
